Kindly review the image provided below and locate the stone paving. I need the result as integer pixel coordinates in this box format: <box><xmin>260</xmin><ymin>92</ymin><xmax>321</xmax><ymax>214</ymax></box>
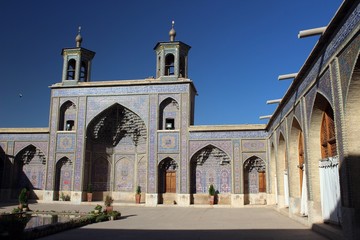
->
<box><xmin>0</xmin><ymin>202</ymin><xmax>328</xmax><ymax>240</ymax></box>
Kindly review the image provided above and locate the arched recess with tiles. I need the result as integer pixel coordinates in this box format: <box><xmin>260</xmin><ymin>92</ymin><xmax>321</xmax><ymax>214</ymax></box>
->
<box><xmin>158</xmin><ymin>157</ymin><xmax>178</xmax><ymax>204</ymax></box>
<box><xmin>54</xmin><ymin>157</ymin><xmax>73</xmax><ymax>201</ymax></box>
<box><xmin>84</xmin><ymin>103</ymin><xmax>147</xmax><ymax>202</ymax></box>
<box><xmin>13</xmin><ymin>144</ymin><xmax>46</xmax><ymax>199</ymax></box>
<box><xmin>243</xmin><ymin>155</ymin><xmax>266</xmax><ymax>205</ymax></box>
<box><xmin>190</xmin><ymin>144</ymin><xmax>231</xmax><ymax>205</ymax></box>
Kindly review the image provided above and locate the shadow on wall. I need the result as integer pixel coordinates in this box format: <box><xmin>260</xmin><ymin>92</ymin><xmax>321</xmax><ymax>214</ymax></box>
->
<box><xmin>338</xmin><ymin>155</ymin><xmax>360</xmax><ymax>239</ymax></box>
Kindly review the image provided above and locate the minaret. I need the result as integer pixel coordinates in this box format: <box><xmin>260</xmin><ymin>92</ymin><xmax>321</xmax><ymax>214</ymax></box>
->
<box><xmin>61</xmin><ymin>27</ymin><xmax>96</xmax><ymax>84</ymax></box>
<box><xmin>154</xmin><ymin>21</ymin><xmax>191</xmax><ymax>80</ymax></box>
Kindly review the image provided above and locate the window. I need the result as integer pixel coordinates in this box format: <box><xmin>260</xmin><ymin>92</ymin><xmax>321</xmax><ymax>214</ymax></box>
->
<box><xmin>66</xmin><ymin>59</ymin><xmax>76</xmax><ymax>80</ymax></box>
<box><xmin>66</xmin><ymin>120</ymin><xmax>74</xmax><ymax>131</ymax></box>
<box><xmin>320</xmin><ymin>106</ymin><xmax>337</xmax><ymax>158</ymax></box>
<box><xmin>165</xmin><ymin>118</ymin><xmax>174</xmax><ymax>130</ymax></box>
<box><xmin>165</xmin><ymin>54</ymin><xmax>174</xmax><ymax>76</ymax></box>
<box><xmin>80</xmin><ymin>61</ymin><xmax>87</xmax><ymax>81</ymax></box>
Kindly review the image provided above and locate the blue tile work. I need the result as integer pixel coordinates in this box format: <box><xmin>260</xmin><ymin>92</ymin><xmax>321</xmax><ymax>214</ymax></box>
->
<box><xmin>304</xmin><ymin>87</ymin><xmax>317</xmax><ymax>130</ymax></box>
<box><xmin>56</xmin><ymin>134</ymin><xmax>76</xmax><ymax>152</ymax></box>
<box><xmin>189</xmin><ymin>140</ymin><xmax>233</xmax><ymax>159</ymax></box>
<box><xmin>148</xmin><ymin>94</ymin><xmax>157</xmax><ymax>193</ymax></box>
<box><xmin>74</xmin><ymin>97</ymin><xmax>86</xmax><ymax>191</ymax></box>
<box><xmin>158</xmin><ymin>132</ymin><xmax>179</xmax><ymax>153</ymax></box>
<box><xmin>14</xmin><ymin>142</ymin><xmax>48</xmax><ymax>157</ymax></box>
<box><xmin>189</xmin><ymin>131</ymin><xmax>268</xmax><ymax>139</ymax></box>
<box><xmin>159</xmin><ymin>94</ymin><xmax>180</xmax><ymax>105</ymax></box>
<box><xmin>59</xmin><ymin>97</ymin><xmax>78</xmax><ymax>107</ymax></box>
<box><xmin>137</xmin><ymin>155</ymin><xmax>147</xmax><ymax>193</ymax></box>
<box><xmin>331</xmin><ymin>60</ymin><xmax>345</xmax><ymax>162</ymax></box>
<box><xmin>323</xmin><ymin>4</ymin><xmax>360</xmax><ymax>64</ymax></box>
<box><xmin>0</xmin><ymin>134</ymin><xmax>48</xmax><ymax>142</ymax></box>
<box><xmin>318</xmin><ymin>70</ymin><xmax>333</xmax><ymax>105</ymax></box>
<box><xmin>233</xmin><ymin>139</ymin><xmax>241</xmax><ymax>194</ymax></box>
<box><xmin>115</xmin><ymin>156</ymin><xmax>135</xmax><ymax>192</ymax></box>
<box><xmin>241</xmin><ymin>140</ymin><xmax>266</xmax><ymax>152</ymax></box>
<box><xmin>242</xmin><ymin>153</ymin><xmax>267</xmax><ymax>164</ymax></box>
<box><xmin>180</xmin><ymin>93</ymin><xmax>189</xmax><ymax>193</ymax></box>
<box><xmin>158</xmin><ymin>153</ymin><xmax>179</xmax><ymax>164</ymax></box>
<box><xmin>273</xmin><ymin>4</ymin><xmax>360</xmax><ymax>125</ymax></box>
<box><xmin>52</xmin><ymin>84</ymin><xmax>190</xmax><ymax>97</ymax></box>
<box><xmin>193</xmin><ymin>154</ymin><xmax>232</xmax><ymax>194</ymax></box>
<box><xmin>0</xmin><ymin>142</ymin><xmax>6</xmax><ymax>152</ymax></box>
<box><xmin>86</xmin><ymin>95</ymin><xmax>149</xmax><ymax>127</ymax></box>
<box><xmin>338</xmin><ymin>34</ymin><xmax>360</xmax><ymax>107</ymax></box>
<box><xmin>56</xmin><ymin>153</ymin><xmax>75</xmax><ymax>163</ymax></box>
<box><xmin>57</xmin><ymin>159</ymin><xmax>73</xmax><ymax>191</ymax></box>
<box><xmin>46</xmin><ymin>97</ymin><xmax>59</xmax><ymax>190</ymax></box>
<box><xmin>294</xmin><ymin>102</ymin><xmax>302</xmax><ymax>125</ymax></box>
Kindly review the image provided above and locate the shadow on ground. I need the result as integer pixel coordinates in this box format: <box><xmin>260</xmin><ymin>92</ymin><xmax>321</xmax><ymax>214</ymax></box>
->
<box><xmin>39</xmin><ymin>228</ymin><xmax>327</xmax><ymax>240</ymax></box>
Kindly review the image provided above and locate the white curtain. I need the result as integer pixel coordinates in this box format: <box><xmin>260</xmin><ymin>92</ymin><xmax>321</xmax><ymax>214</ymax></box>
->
<box><xmin>300</xmin><ymin>164</ymin><xmax>308</xmax><ymax>216</ymax></box>
<box><xmin>319</xmin><ymin>156</ymin><xmax>341</xmax><ymax>224</ymax></box>
<box><xmin>284</xmin><ymin>170</ymin><xmax>289</xmax><ymax>207</ymax></box>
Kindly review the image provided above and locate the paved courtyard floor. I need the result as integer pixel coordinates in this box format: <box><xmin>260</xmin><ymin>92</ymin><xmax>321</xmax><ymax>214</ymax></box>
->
<box><xmin>0</xmin><ymin>202</ymin><xmax>327</xmax><ymax>240</ymax></box>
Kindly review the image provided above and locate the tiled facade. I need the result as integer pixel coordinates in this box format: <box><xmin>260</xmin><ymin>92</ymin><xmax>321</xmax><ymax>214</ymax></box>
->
<box><xmin>0</xmin><ymin>1</ymin><xmax>359</xmax><ymax>238</ymax></box>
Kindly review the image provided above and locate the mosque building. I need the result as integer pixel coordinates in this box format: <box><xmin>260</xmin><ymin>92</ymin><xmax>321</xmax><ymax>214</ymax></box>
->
<box><xmin>0</xmin><ymin>1</ymin><xmax>359</xmax><ymax>239</ymax></box>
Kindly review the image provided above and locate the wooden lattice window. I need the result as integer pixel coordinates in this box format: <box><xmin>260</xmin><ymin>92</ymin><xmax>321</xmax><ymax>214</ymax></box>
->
<box><xmin>321</xmin><ymin>106</ymin><xmax>337</xmax><ymax>158</ymax></box>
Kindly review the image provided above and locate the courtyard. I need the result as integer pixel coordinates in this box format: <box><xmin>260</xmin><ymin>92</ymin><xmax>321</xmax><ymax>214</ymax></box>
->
<box><xmin>0</xmin><ymin>202</ymin><xmax>329</xmax><ymax>240</ymax></box>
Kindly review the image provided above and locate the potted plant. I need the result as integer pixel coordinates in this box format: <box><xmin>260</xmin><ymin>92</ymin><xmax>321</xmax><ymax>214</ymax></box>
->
<box><xmin>87</xmin><ymin>184</ymin><xmax>93</xmax><ymax>202</ymax></box>
<box><xmin>94</xmin><ymin>204</ymin><xmax>102</xmax><ymax>214</ymax></box>
<box><xmin>135</xmin><ymin>185</ymin><xmax>141</xmax><ymax>204</ymax></box>
<box><xmin>109</xmin><ymin>210</ymin><xmax>121</xmax><ymax>220</ymax></box>
<box><xmin>104</xmin><ymin>195</ymin><xmax>113</xmax><ymax>213</ymax></box>
<box><xmin>18</xmin><ymin>188</ymin><xmax>28</xmax><ymax>211</ymax></box>
<box><xmin>209</xmin><ymin>184</ymin><xmax>216</xmax><ymax>205</ymax></box>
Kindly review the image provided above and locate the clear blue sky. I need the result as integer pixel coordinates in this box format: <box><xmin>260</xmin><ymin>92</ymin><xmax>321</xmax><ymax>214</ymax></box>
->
<box><xmin>0</xmin><ymin>0</ymin><xmax>342</xmax><ymax>128</ymax></box>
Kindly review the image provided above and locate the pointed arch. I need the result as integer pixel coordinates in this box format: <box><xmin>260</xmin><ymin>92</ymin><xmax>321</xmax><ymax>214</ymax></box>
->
<box><xmin>54</xmin><ymin>157</ymin><xmax>73</xmax><ymax>200</ymax></box>
<box><xmin>165</xmin><ymin>53</ymin><xmax>175</xmax><ymax>75</ymax></box>
<box><xmin>159</xmin><ymin>97</ymin><xmax>179</xmax><ymax>130</ymax></box>
<box><xmin>289</xmin><ymin>117</ymin><xmax>304</xmax><ymax>198</ymax></box>
<box><xmin>80</xmin><ymin>60</ymin><xmax>88</xmax><ymax>81</ymax></box>
<box><xmin>59</xmin><ymin>100</ymin><xmax>77</xmax><ymax>131</ymax></box>
<box><xmin>158</xmin><ymin>157</ymin><xmax>178</xmax><ymax>194</ymax></box>
<box><xmin>13</xmin><ymin>145</ymin><xmax>46</xmax><ymax>191</ymax></box>
<box><xmin>66</xmin><ymin>59</ymin><xmax>76</xmax><ymax>80</ymax></box>
<box><xmin>190</xmin><ymin>145</ymin><xmax>231</xmax><ymax>194</ymax></box>
<box><xmin>308</xmin><ymin>92</ymin><xmax>336</xmax><ymax>202</ymax></box>
<box><xmin>87</xmin><ymin>103</ymin><xmax>147</xmax><ymax>147</ymax></box>
<box><xmin>270</xmin><ymin>141</ymin><xmax>277</xmax><ymax>204</ymax></box>
<box><xmin>243</xmin><ymin>156</ymin><xmax>266</xmax><ymax>205</ymax></box>
<box><xmin>277</xmin><ymin>132</ymin><xmax>289</xmax><ymax>207</ymax></box>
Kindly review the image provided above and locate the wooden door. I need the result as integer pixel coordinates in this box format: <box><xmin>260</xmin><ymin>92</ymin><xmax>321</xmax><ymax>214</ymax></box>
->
<box><xmin>165</xmin><ymin>171</ymin><xmax>176</xmax><ymax>193</ymax></box>
<box><xmin>258</xmin><ymin>172</ymin><xmax>266</xmax><ymax>192</ymax></box>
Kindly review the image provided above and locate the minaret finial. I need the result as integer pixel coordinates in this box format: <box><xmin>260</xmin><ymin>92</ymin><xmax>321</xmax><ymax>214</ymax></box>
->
<box><xmin>169</xmin><ymin>20</ymin><xmax>176</xmax><ymax>42</ymax></box>
<box><xmin>76</xmin><ymin>26</ymin><xmax>83</xmax><ymax>47</ymax></box>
